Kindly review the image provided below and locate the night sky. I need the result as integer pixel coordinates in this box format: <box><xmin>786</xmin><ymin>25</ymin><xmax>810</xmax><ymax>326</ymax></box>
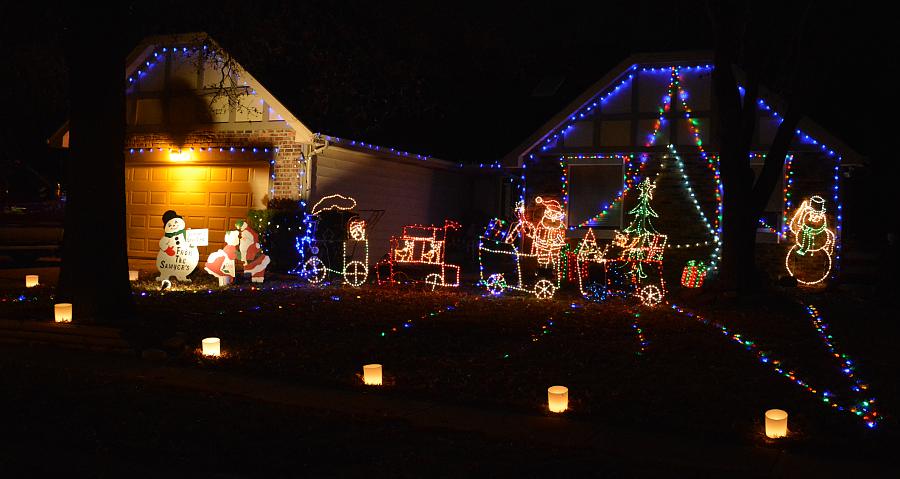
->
<box><xmin>0</xmin><ymin>2</ymin><xmax>889</xmax><ymax>180</ymax></box>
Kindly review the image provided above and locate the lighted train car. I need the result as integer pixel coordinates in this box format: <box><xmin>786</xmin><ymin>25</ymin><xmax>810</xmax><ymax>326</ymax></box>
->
<box><xmin>604</xmin><ymin>231</ymin><xmax>667</xmax><ymax>306</ymax></box>
<box><xmin>293</xmin><ymin>194</ymin><xmax>379</xmax><ymax>287</ymax></box>
<box><xmin>478</xmin><ymin>239</ymin><xmax>561</xmax><ymax>299</ymax></box>
<box><xmin>376</xmin><ymin>220</ymin><xmax>461</xmax><ymax>290</ymax></box>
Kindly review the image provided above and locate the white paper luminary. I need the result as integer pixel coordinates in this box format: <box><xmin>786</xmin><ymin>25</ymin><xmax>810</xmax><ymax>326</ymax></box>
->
<box><xmin>363</xmin><ymin>364</ymin><xmax>383</xmax><ymax>385</ymax></box>
<box><xmin>547</xmin><ymin>386</ymin><xmax>568</xmax><ymax>412</ymax></box>
<box><xmin>201</xmin><ymin>337</ymin><xmax>221</xmax><ymax>357</ymax></box>
<box><xmin>155</xmin><ymin>210</ymin><xmax>200</xmax><ymax>283</ymax></box>
<box><xmin>54</xmin><ymin>303</ymin><xmax>72</xmax><ymax>323</ymax></box>
<box><xmin>25</xmin><ymin>275</ymin><xmax>39</xmax><ymax>287</ymax></box>
<box><xmin>765</xmin><ymin>409</ymin><xmax>788</xmax><ymax>438</ymax></box>
<box><xmin>128</xmin><ymin>270</ymin><xmax>139</xmax><ymax>281</ymax></box>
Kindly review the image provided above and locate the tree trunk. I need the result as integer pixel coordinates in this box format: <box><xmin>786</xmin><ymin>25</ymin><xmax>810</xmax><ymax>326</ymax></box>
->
<box><xmin>58</xmin><ymin>5</ymin><xmax>132</xmax><ymax>323</ymax></box>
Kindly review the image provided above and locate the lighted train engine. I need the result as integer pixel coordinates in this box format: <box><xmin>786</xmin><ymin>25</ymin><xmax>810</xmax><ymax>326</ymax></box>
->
<box><xmin>292</xmin><ymin>194</ymin><xmax>380</xmax><ymax>287</ymax></box>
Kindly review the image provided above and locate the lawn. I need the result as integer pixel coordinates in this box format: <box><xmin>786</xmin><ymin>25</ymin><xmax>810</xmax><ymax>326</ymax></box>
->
<box><xmin>2</xmin><ymin>273</ymin><xmax>896</xmax><ymax>466</ymax></box>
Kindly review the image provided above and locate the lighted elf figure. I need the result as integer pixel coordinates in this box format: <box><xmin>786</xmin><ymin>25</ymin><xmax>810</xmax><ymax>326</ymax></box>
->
<box><xmin>156</xmin><ymin>210</ymin><xmax>200</xmax><ymax>283</ymax></box>
<box><xmin>205</xmin><ymin>230</ymin><xmax>240</xmax><ymax>286</ymax></box>
<box><xmin>785</xmin><ymin>195</ymin><xmax>835</xmax><ymax>285</ymax></box>
<box><xmin>236</xmin><ymin>219</ymin><xmax>271</xmax><ymax>283</ymax></box>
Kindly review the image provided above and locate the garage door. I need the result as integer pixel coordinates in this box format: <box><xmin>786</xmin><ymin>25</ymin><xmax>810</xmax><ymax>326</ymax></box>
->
<box><xmin>125</xmin><ymin>164</ymin><xmax>269</xmax><ymax>259</ymax></box>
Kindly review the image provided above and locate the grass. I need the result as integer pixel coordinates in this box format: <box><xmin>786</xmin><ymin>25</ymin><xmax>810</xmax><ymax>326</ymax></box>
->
<box><xmin>1</xmin><ymin>273</ymin><xmax>896</xmax><ymax>467</ymax></box>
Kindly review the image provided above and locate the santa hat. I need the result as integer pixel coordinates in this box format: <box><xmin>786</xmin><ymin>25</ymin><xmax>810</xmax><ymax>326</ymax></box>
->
<box><xmin>162</xmin><ymin>210</ymin><xmax>183</xmax><ymax>225</ymax></box>
<box><xmin>535</xmin><ymin>196</ymin><xmax>563</xmax><ymax>213</ymax></box>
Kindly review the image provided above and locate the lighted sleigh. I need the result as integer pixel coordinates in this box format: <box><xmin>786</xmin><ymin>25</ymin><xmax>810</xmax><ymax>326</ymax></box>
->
<box><xmin>478</xmin><ymin>198</ymin><xmax>565</xmax><ymax>300</ymax></box>
<box><xmin>375</xmin><ymin>220</ymin><xmax>461</xmax><ymax>290</ymax></box>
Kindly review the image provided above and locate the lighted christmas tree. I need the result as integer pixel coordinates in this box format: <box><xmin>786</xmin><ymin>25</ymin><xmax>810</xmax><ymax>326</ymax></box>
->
<box><xmin>607</xmin><ymin>177</ymin><xmax>667</xmax><ymax>306</ymax></box>
<box><xmin>624</xmin><ymin>177</ymin><xmax>659</xmax><ymax>236</ymax></box>
<box><xmin>615</xmin><ymin>178</ymin><xmax>666</xmax><ymax>263</ymax></box>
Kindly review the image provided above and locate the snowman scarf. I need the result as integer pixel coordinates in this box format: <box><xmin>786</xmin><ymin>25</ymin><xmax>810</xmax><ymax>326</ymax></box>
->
<box><xmin>164</xmin><ymin>229</ymin><xmax>186</xmax><ymax>256</ymax></box>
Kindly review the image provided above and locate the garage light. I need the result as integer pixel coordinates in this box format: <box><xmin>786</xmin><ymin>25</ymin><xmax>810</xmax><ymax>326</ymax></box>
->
<box><xmin>169</xmin><ymin>149</ymin><xmax>193</xmax><ymax>162</ymax></box>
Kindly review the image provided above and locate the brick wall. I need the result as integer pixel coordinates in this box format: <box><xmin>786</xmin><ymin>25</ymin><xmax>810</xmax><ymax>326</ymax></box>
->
<box><xmin>125</xmin><ymin>129</ymin><xmax>308</xmax><ymax>201</ymax></box>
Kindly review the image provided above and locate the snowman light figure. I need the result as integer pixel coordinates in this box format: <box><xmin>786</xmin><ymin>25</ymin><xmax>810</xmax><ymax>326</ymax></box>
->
<box><xmin>785</xmin><ymin>195</ymin><xmax>836</xmax><ymax>285</ymax></box>
<box><xmin>156</xmin><ymin>210</ymin><xmax>200</xmax><ymax>283</ymax></box>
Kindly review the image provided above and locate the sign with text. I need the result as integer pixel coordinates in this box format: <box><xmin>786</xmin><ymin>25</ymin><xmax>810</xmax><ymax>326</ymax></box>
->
<box><xmin>186</xmin><ymin>228</ymin><xmax>209</xmax><ymax>247</ymax></box>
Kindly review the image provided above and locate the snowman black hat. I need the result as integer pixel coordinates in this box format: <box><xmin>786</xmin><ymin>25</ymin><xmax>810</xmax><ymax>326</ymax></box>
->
<box><xmin>162</xmin><ymin>210</ymin><xmax>183</xmax><ymax>225</ymax></box>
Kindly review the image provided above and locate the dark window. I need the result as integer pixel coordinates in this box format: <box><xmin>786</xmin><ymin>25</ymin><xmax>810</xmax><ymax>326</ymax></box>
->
<box><xmin>567</xmin><ymin>160</ymin><xmax>624</xmax><ymax>229</ymax></box>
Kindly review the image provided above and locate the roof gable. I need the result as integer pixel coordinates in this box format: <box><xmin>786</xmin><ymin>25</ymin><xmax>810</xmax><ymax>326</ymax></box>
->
<box><xmin>505</xmin><ymin>51</ymin><xmax>862</xmax><ymax>166</ymax></box>
<box><xmin>50</xmin><ymin>32</ymin><xmax>314</xmax><ymax>147</ymax></box>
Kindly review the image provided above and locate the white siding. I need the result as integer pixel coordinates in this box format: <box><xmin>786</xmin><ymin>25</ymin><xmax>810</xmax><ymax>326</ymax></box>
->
<box><xmin>313</xmin><ymin>147</ymin><xmax>470</xmax><ymax>261</ymax></box>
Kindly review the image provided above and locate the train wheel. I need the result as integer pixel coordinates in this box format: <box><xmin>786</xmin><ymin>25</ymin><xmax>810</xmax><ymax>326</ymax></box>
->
<box><xmin>638</xmin><ymin>284</ymin><xmax>663</xmax><ymax>306</ymax></box>
<box><xmin>343</xmin><ymin>260</ymin><xmax>368</xmax><ymax>287</ymax></box>
<box><xmin>534</xmin><ymin>279</ymin><xmax>556</xmax><ymax>300</ymax></box>
<box><xmin>303</xmin><ymin>257</ymin><xmax>327</xmax><ymax>284</ymax></box>
<box><xmin>424</xmin><ymin>273</ymin><xmax>443</xmax><ymax>291</ymax></box>
<box><xmin>485</xmin><ymin>274</ymin><xmax>506</xmax><ymax>296</ymax></box>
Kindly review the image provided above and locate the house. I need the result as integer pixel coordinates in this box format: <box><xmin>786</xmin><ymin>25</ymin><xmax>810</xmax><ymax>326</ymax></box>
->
<box><xmin>49</xmin><ymin>33</ymin><xmax>500</xmax><ymax>264</ymax></box>
<box><xmin>502</xmin><ymin>51</ymin><xmax>862</xmax><ymax>280</ymax></box>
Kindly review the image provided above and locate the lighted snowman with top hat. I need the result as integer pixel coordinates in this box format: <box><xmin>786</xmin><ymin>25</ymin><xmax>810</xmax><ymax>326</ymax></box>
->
<box><xmin>156</xmin><ymin>210</ymin><xmax>200</xmax><ymax>283</ymax></box>
<box><xmin>785</xmin><ymin>195</ymin><xmax>836</xmax><ymax>285</ymax></box>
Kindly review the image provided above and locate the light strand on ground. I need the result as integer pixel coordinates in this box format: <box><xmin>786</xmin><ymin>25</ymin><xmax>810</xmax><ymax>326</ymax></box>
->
<box><xmin>669</xmin><ymin>302</ymin><xmax>879</xmax><ymax>428</ymax></box>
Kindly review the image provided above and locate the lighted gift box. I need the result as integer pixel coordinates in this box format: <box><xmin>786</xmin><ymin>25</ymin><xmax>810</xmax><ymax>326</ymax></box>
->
<box><xmin>681</xmin><ymin>260</ymin><xmax>708</xmax><ymax>288</ymax></box>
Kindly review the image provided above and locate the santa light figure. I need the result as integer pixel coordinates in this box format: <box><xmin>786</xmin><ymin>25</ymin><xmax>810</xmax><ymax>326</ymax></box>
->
<box><xmin>235</xmin><ymin>219</ymin><xmax>271</xmax><ymax>283</ymax></box>
<box><xmin>506</xmin><ymin>196</ymin><xmax>566</xmax><ymax>266</ymax></box>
